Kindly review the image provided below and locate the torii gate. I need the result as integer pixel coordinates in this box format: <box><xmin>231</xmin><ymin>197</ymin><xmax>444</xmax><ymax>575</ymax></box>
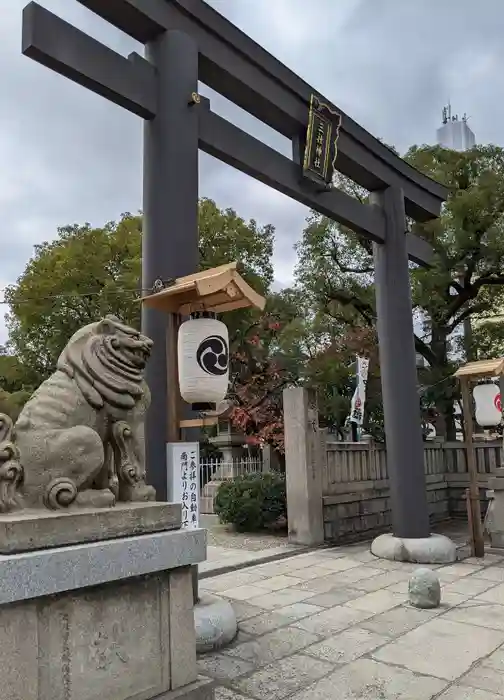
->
<box><xmin>21</xmin><ymin>0</ymin><xmax>448</xmax><ymax>542</ymax></box>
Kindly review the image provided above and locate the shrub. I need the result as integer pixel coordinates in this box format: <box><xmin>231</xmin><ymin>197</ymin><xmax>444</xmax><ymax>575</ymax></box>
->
<box><xmin>214</xmin><ymin>472</ymin><xmax>287</xmax><ymax>532</ymax></box>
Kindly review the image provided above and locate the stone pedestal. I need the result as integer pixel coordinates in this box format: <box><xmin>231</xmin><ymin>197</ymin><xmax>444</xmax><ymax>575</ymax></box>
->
<box><xmin>0</xmin><ymin>505</ymin><xmax>206</xmax><ymax>700</ymax></box>
<box><xmin>283</xmin><ymin>387</ymin><xmax>324</xmax><ymax>546</ymax></box>
<box><xmin>371</xmin><ymin>533</ymin><xmax>456</xmax><ymax>564</ymax></box>
<box><xmin>487</xmin><ymin>468</ymin><xmax>504</xmax><ymax>548</ymax></box>
<box><xmin>0</xmin><ymin>501</ymin><xmax>182</xmax><ymax>554</ymax></box>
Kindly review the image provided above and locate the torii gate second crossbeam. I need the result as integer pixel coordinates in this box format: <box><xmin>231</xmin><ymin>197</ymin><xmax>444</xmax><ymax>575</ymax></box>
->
<box><xmin>21</xmin><ymin>0</ymin><xmax>449</xmax><ymax>541</ymax></box>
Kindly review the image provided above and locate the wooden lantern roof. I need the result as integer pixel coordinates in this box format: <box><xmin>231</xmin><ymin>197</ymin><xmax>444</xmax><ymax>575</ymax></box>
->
<box><xmin>141</xmin><ymin>262</ymin><xmax>266</xmax><ymax>315</ymax></box>
<box><xmin>454</xmin><ymin>357</ymin><xmax>504</xmax><ymax>380</ymax></box>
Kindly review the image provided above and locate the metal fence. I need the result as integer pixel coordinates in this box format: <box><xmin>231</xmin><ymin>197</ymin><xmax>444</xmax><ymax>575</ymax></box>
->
<box><xmin>199</xmin><ymin>456</ymin><xmax>264</xmax><ymax>514</ymax></box>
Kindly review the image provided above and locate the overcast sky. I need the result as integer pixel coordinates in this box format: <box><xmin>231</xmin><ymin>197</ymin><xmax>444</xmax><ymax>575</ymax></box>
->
<box><xmin>1</xmin><ymin>0</ymin><xmax>504</xmax><ymax>344</ymax></box>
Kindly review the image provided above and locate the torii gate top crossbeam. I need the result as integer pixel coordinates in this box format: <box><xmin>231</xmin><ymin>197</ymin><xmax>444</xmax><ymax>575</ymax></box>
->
<box><xmin>22</xmin><ymin>0</ymin><xmax>448</xmax><ymax>267</ymax></box>
<box><xmin>76</xmin><ymin>0</ymin><xmax>448</xmax><ymax>223</ymax></box>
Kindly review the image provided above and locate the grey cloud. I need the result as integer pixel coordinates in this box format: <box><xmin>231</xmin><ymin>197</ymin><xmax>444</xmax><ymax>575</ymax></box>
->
<box><xmin>1</xmin><ymin>0</ymin><xmax>504</xmax><ymax>343</ymax></box>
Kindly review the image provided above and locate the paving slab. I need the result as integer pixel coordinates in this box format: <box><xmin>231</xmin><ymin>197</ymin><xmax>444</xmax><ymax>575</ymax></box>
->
<box><xmin>303</xmin><ymin>626</ymin><xmax>390</xmax><ymax>664</ymax></box>
<box><xmin>307</xmin><ymin>588</ymin><xmax>364</xmax><ymax>608</ymax></box>
<box><xmin>238</xmin><ymin>611</ymin><xmax>298</xmax><ymax>637</ymax></box>
<box><xmin>201</xmin><ymin>571</ymin><xmax>268</xmax><ymax>592</ymax></box>
<box><xmin>251</xmin><ymin>561</ymin><xmax>301</xmax><ymax>577</ymax></box>
<box><xmin>307</xmin><ymin>556</ymin><xmax>363</xmax><ymax>572</ymax></box>
<box><xmin>273</xmin><ymin>601</ymin><xmax>325</xmax><ymax>621</ymax></box>
<box><xmin>293</xmin><ymin>604</ymin><xmax>375</xmax><ymax>637</ymax></box>
<box><xmin>290</xmin><ymin>576</ymin><xmax>350</xmax><ymax>594</ymax></box>
<box><xmin>200</xmin><ymin>544</ymin><xmax>309</xmax><ymax>577</ymax></box>
<box><xmin>225</xmin><ymin>600</ymin><xmax>266</xmax><ymax>622</ymax></box>
<box><xmin>289</xmin><ymin>657</ymin><xmax>447</xmax><ymax>700</ymax></box>
<box><xmin>481</xmin><ymin>643</ymin><xmax>504</xmax><ymax>671</ymax></box>
<box><xmin>475</xmin><ymin>582</ymin><xmax>504</xmax><ymax>604</ymax></box>
<box><xmin>214</xmin><ymin>690</ymin><xmax>255</xmax><ymax>700</ymax></box>
<box><xmin>219</xmin><ymin>585</ymin><xmax>269</xmax><ymax>601</ymax></box>
<box><xmin>372</xmin><ymin>617</ymin><xmax>504</xmax><ymax>680</ymax></box>
<box><xmin>442</xmin><ymin>576</ymin><xmax>498</xmax><ymax>597</ymax></box>
<box><xmin>444</xmin><ymin>599</ymin><xmax>504</xmax><ymax>631</ymax></box>
<box><xmin>344</xmin><ymin>589</ymin><xmax>403</xmax><ymax>615</ymax></box>
<box><xmin>359</xmin><ymin>604</ymin><xmax>439</xmax><ymax>638</ymax></box>
<box><xmin>225</xmin><ymin>625</ymin><xmax>322</xmax><ymax>666</ymax></box>
<box><xmin>198</xmin><ymin>653</ymin><xmax>255</xmax><ymax>681</ymax></box>
<box><xmin>253</xmin><ymin>574</ymin><xmax>304</xmax><ymax>591</ymax></box>
<box><xmin>461</xmin><ymin>664</ymin><xmax>504</xmax><ymax>696</ymax></box>
<box><xmin>288</xmin><ymin>554</ymin><xmax>344</xmax><ymax>569</ymax></box>
<box><xmin>437</xmin><ymin>563</ymin><xmax>484</xmax><ymax>578</ymax></box>
<box><xmin>327</xmin><ymin>565</ymin><xmax>385</xmax><ymax>584</ymax></box>
<box><xmin>238</xmin><ymin>603</ymin><xmax>323</xmax><ymax>636</ymax></box>
<box><xmin>437</xmin><ymin>687</ymin><xmax>504</xmax><ymax>700</ymax></box>
<box><xmin>246</xmin><ymin>588</ymin><xmax>317</xmax><ymax>609</ymax></box>
<box><xmin>232</xmin><ymin>653</ymin><xmax>334</xmax><ymax>700</ymax></box>
<box><xmin>289</xmin><ymin>565</ymin><xmax>341</xmax><ymax>580</ymax></box>
<box><xmin>351</xmin><ymin>570</ymin><xmax>410</xmax><ymax>593</ymax></box>
<box><xmin>464</xmin><ymin>555</ymin><xmax>504</xmax><ymax>566</ymax></box>
<box><xmin>474</xmin><ymin>566</ymin><xmax>504</xmax><ymax>582</ymax></box>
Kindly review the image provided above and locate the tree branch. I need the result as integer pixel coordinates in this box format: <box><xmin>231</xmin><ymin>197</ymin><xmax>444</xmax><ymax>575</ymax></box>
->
<box><xmin>477</xmin><ymin>274</ymin><xmax>504</xmax><ymax>287</ymax></box>
<box><xmin>414</xmin><ymin>334</ymin><xmax>437</xmax><ymax>366</ymax></box>
<box><xmin>330</xmin><ymin>251</ymin><xmax>374</xmax><ymax>275</ymax></box>
<box><xmin>324</xmin><ymin>288</ymin><xmax>376</xmax><ymax>326</ymax></box>
<box><xmin>447</xmin><ymin>301</ymin><xmax>491</xmax><ymax>333</ymax></box>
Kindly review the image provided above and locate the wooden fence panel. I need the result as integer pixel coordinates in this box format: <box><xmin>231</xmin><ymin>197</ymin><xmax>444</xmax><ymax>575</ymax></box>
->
<box><xmin>322</xmin><ymin>439</ymin><xmax>502</xmax><ymax>542</ymax></box>
<box><xmin>323</xmin><ymin>440</ymin><xmax>502</xmax><ymax>497</ymax></box>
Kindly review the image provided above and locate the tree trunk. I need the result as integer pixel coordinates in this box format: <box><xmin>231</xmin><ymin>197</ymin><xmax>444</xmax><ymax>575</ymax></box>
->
<box><xmin>431</xmin><ymin>326</ymin><xmax>457</xmax><ymax>441</ymax></box>
<box><xmin>434</xmin><ymin>394</ymin><xmax>456</xmax><ymax>441</ymax></box>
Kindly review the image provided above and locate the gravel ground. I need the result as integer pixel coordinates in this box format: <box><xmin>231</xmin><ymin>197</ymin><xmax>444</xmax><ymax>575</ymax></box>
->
<box><xmin>202</xmin><ymin>518</ymin><xmax>469</xmax><ymax>553</ymax></box>
<box><xmin>204</xmin><ymin>518</ymin><xmax>289</xmax><ymax>551</ymax></box>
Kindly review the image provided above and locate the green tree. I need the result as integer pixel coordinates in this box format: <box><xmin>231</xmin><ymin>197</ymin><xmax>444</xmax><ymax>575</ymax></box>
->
<box><xmin>5</xmin><ymin>199</ymin><xmax>274</xmax><ymax>387</ymax></box>
<box><xmin>0</xmin><ymin>346</ymin><xmax>32</xmax><ymax>393</ymax></box>
<box><xmin>295</xmin><ymin>145</ymin><xmax>504</xmax><ymax>439</ymax></box>
<box><xmin>470</xmin><ymin>314</ymin><xmax>504</xmax><ymax>360</ymax></box>
<box><xmin>0</xmin><ymin>346</ymin><xmax>33</xmax><ymax>420</ymax></box>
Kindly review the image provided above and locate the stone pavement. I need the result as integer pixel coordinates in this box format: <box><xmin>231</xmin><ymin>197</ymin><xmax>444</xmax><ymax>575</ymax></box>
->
<box><xmin>184</xmin><ymin>542</ymin><xmax>504</xmax><ymax>699</ymax></box>
<box><xmin>200</xmin><ymin>543</ymin><xmax>308</xmax><ymax>576</ymax></box>
<box><xmin>199</xmin><ymin>515</ymin><xmax>308</xmax><ymax>576</ymax></box>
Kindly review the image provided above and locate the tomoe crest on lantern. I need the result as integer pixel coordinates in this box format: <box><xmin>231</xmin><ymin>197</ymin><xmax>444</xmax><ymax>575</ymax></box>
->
<box><xmin>196</xmin><ymin>335</ymin><xmax>228</xmax><ymax>376</ymax></box>
<box><xmin>178</xmin><ymin>313</ymin><xmax>230</xmax><ymax>410</ymax></box>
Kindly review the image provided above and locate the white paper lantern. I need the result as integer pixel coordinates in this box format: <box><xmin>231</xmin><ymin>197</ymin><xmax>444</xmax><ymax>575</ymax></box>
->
<box><xmin>473</xmin><ymin>383</ymin><xmax>502</xmax><ymax>427</ymax></box>
<box><xmin>177</xmin><ymin>314</ymin><xmax>229</xmax><ymax>410</ymax></box>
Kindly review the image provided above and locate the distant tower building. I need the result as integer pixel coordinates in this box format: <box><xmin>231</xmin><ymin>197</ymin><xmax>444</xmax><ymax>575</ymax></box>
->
<box><xmin>436</xmin><ymin>104</ymin><xmax>475</xmax><ymax>151</ymax></box>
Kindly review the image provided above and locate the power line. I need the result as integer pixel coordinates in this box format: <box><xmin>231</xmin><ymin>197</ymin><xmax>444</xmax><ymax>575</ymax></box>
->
<box><xmin>0</xmin><ymin>286</ymin><xmax>151</xmax><ymax>306</ymax></box>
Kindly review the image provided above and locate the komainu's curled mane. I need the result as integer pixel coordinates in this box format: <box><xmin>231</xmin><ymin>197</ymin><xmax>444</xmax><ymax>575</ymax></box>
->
<box><xmin>0</xmin><ymin>315</ymin><xmax>156</xmax><ymax>512</ymax></box>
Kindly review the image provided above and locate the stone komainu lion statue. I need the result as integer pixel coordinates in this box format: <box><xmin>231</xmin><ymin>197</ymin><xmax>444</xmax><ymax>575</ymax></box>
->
<box><xmin>0</xmin><ymin>316</ymin><xmax>156</xmax><ymax>511</ymax></box>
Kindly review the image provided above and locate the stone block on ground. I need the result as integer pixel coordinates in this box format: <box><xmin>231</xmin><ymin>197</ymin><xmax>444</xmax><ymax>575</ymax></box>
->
<box><xmin>408</xmin><ymin>567</ymin><xmax>441</xmax><ymax>609</ymax></box>
<box><xmin>195</xmin><ymin>594</ymin><xmax>238</xmax><ymax>654</ymax></box>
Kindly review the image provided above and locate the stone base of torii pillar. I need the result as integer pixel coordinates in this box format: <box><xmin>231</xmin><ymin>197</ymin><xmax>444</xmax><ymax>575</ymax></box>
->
<box><xmin>371</xmin><ymin>533</ymin><xmax>457</xmax><ymax>564</ymax></box>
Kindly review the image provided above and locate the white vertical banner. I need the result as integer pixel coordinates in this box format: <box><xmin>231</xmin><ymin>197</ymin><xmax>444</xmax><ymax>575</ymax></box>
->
<box><xmin>349</xmin><ymin>356</ymin><xmax>370</xmax><ymax>426</ymax></box>
<box><xmin>166</xmin><ymin>442</ymin><xmax>200</xmax><ymax>530</ymax></box>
